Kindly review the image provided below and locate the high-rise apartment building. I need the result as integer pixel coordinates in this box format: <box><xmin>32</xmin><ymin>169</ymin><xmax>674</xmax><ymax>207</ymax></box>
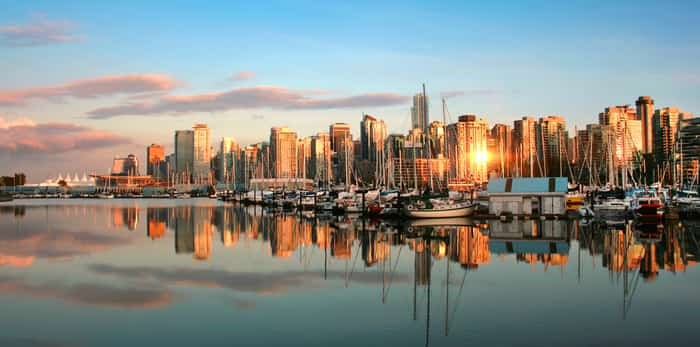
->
<box><xmin>297</xmin><ymin>137</ymin><xmax>312</xmax><ymax>179</ymax></box>
<box><xmin>489</xmin><ymin>124</ymin><xmax>513</xmax><ymax>176</ymax></box>
<box><xmin>428</xmin><ymin>121</ymin><xmax>445</xmax><ymax>158</ymax></box>
<box><xmin>411</xmin><ymin>91</ymin><xmax>429</xmax><ymax>133</ymax></box>
<box><xmin>218</xmin><ymin>137</ymin><xmax>237</xmax><ymax>183</ymax></box>
<box><xmin>146</xmin><ymin>144</ymin><xmax>165</xmax><ymax>180</ymax></box>
<box><xmin>535</xmin><ymin>116</ymin><xmax>568</xmax><ymax>177</ymax></box>
<box><xmin>310</xmin><ymin>132</ymin><xmax>333</xmax><ymax>186</ymax></box>
<box><xmin>270</xmin><ymin>126</ymin><xmax>298</xmax><ymax>178</ymax></box>
<box><xmin>192</xmin><ymin>123</ymin><xmax>211</xmax><ymax>179</ymax></box>
<box><xmin>654</xmin><ymin>107</ymin><xmax>693</xmax><ymax>164</ymax></box>
<box><xmin>635</xmin><ymin>96</ymin><xmax>655</xmax><ymax>154</ymax></box>
<box><xmin>446</xmin><ymin>115</ymin><xmax>489</xmax><ymax>183</ymax></box>
<box><xmin>330</xmin><ymin>123</ymin><xmax>353</xmax><ymax>184</ymax></box>
<box><xmin>513</xmin><ymin>116</ymin><xmax>538</xmax><ymax>177</ymax></box>
<box><xmin>174</xmin><ymin>130</ymin><xmax>194</xmax><ymax>176</ymax></box>
<box><xmin>360</xmin><ymin>114</ymin><xmax>387</xmax><ymax>162</ymax></box>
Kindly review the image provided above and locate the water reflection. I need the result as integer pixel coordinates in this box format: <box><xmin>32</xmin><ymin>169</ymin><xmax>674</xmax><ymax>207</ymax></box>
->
<box><xmin>0</xmin><ymin>201</ymin><xmax>698</xmax><ymax>346</ymax></box>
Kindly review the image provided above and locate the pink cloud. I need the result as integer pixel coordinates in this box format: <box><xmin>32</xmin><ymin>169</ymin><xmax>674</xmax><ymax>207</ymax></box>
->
<box><xmin>0</xmin><ymin>74</ymin><xmax>179</xmax><ymax>105</ymax></box>
<box><xmin>232</xmin><ymin>70</ymin><xmax>256</xmax><ymax>81</ymax></box>
<box><xmin>87</xmin><ymin>85</ymin><xmax>409</xmax><ymax>118</ymax></box>
<box><xmin>0</xmin><ymin>14</ymin><xmax>83</xmax><ymax>46</ymax></box>
<box><xmin>0</xmin><ymin>117</ymin><xmax>131</xmax><ymax>155</ymax></box>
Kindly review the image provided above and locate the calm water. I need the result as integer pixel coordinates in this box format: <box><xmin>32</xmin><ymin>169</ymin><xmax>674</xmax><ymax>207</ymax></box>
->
<box><xmin>0</xmin><ymin>199</ymin><xmax>698</xmax><ymax>347</ymax></box>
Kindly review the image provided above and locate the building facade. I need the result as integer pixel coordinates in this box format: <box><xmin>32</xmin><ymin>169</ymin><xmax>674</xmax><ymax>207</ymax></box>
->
<box><xmin>270</xmin><ymin>126</ymin><xmax>298</xmax><ymax>178</ymax></box>
<box><xmin>174</xmin><ymin>130</ymin><xmax>194</xmax><ymax>177</ymax></box>
<box><xmin>146</xmin><ymin>144</ymin><xmax>165</xmax><ymax>180</ymax></box>
<box><xmin>635</xmin><ymin>96</ymin><xmax>655</xmax><ymax>154</ymax></box>
<box><xmin>192</xmin><ymin>123</ymin><xmax>211</xmax><ymax>180</ymax></box>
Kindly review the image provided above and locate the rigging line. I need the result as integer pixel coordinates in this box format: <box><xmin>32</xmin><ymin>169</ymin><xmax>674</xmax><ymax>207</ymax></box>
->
<box><xmin>382</xmin><ymin>245</ymin><xmax>404</xmax><ymax>302</ymax></box>
<box><xmin>447</xmin><ymin>267</ymin><xmax>469</xmax><ymax>334</ymax></box>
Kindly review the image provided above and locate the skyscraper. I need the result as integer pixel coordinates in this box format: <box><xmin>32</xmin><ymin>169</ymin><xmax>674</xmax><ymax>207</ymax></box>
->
<box><xmin>636</xmin><ymin>96</ymin><xmax>655</xmax><ymax>154</ymax></box>
<box><xmin>297</xmin><ymin>137</ymin><xmax>312</xmax><ymax>179</ymax></box>
<box><xmin>598</xmin><ymin>106</ymin><xmax>642</xmax><ymax>170</ymax></box>
<box><xmin>310</xmin><ymin>132</ymin><xmax>333</xmax><ymax>186</ymax></box>
<box><xmin>446</xmin><ymin>115</ymin><xmax>489</xmax><ymax>183</ymax></box>
<box><xmin>535</xmin><ymin>116</ymin><xmax>568</xmax><ymax>177</ymax></box>
<box><xmin>329</xmin><ymin>123</ymin><xmax>353</xmax><ymax>184</ymax></box>
<box><xmin>218</xmin><ymin>137</ymin><xmax>237</xmax><ymax>183</ymax></box>
<box><xmin>513</xmin><ymin>116</ymin><xmax>538</xmax><ymax>176</ymax></box>
<box><xmin>146</xmin><ymin>144</ymin><xmax>165</xmax><ymax>180</ymax></box>
<box><xmin>270</xmin><ymin>126</ymin><xmax>298</xmax><ymax>178</ymax></box>
<box><xmin>654</xmin><ymin>107</ymin><xmax>693</xmax><ymax>165</ymax></box>
<box><xmin>489</xmin><ymin>124</ymin><xmax>513</xmax><ymax>176</ymax></box>
<box><xmin>411</xmin><ymin>89</ymin><xmax>429</xmax><ymax>133</ymax></box>
<box><xmin>175</xmin><ymin>130</ymin><xmax>194</xmax><ymax>176</ymax></box>
<box><xmin>360</xmin><ymin>114</ymin><xmax>387</xmax><ymax>162</ymax></box>
<box><xmin>192</xmin><ymin>123</ymin><xmax>211</xmax><ymax>180</ymax></box>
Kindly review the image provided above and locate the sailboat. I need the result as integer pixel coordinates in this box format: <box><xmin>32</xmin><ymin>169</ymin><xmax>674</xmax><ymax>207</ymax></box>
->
<box><xmin>96</xmin><ymin>170</ymin><xmax>114</xmax><ymax>199</ymax></box>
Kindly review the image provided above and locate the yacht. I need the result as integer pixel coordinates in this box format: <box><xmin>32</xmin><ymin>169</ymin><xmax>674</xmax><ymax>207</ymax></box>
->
<box><xmin>404</xmin><ymin>198</ymin><xmax>476</xmax><ymax>219</ymax></box>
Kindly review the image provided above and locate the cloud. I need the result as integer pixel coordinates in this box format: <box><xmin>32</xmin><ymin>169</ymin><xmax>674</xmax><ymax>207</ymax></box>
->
<box><xmin>87</xmin><ymin>85</ymin><xmax>409</xmax><ymax>118</ymax></box>
<box><xmin>0</xmin><ymin>223</ymin><xmax>131</xmax><ymax>261</ymax></box>
<box><xmin>440</xmin><ymin>89</ymin><xmax>500</xmax><ymax>99</ymax></box>
<box><xmin>89</xmin><ymin>264</ymin><xmax>411</xmax><ymax>295</ymax></box>
<box><xmin>0</xmin><ymin>14</ymin><xmax>83</xmax><ymax>47</ymax></box>
<box><xmin>0</xmin><ymin>74</ymin><xmax>179</xmax><ymax>106</ymax></box>
<box><xmin>0</xmin><ymin>117</ymin><xmax>131</xmax><ymax>155</ymax></box>
<box><xmin>232</xmin><ymin>70</ymin><xmax>256</xmax><ymax>81</ymax></box>
<box><xmin>0</xmin><ymin>275</ymin><xmax>174</xmax><ymax>309</ymax></box>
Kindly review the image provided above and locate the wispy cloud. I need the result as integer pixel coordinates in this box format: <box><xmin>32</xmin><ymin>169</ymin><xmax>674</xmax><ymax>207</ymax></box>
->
<box><xmin>0</xmin><ymin>74</ymin><xmax>179</xmax><ymax>106</ymax></box>
<box><xmin>231</xmin><ymin>70</ymin><xmax>256</xmax><ymax>81</ymax></box>
<box><xmin>87</xmin><ymin>85</ymin><xmax>409</xmax><ymax>119</ymax></box>
<box><xmin>0</xmin><ymin>14</ymin><xmax>83</xmax><ymax>47</ymax></box>
<box><xmin>440</xmin><ymin>89</ymin><xmax>500</xmax><ymax>99</ymax></box>
<box><xmin>0</xmin><ymin>117</ymin><xmax>131</xmax><ymax>155</ymax></box>
<box><xmin>0</xmin><ymin>275</ymin><xmax>174</xmax><ymax>309</ymax></box>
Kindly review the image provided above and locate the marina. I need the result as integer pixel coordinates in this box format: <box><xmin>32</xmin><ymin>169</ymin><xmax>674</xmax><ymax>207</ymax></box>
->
<box><xmin>0</xmin><ymin>198</ymin><xmax>698</xmax><ymax>346</ymax></box>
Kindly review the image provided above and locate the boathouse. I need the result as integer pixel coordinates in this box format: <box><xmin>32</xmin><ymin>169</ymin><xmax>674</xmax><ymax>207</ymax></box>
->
<box><xmin>486</xmin><ymin>177</ymin><xmax>568</xmax><ymax>217</ymax></box>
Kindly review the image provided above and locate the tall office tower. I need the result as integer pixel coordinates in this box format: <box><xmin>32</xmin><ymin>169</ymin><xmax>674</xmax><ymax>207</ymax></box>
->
<box><xmin>192</xmin><ymin>123</ymin><xmax>211</xmax><ymax>180</ymax></box>
<box><xmin>310</xmin><ymin>132</ymin><xmax>333</xmax><ymax>186</ymax></box>
<box><xmin>654</xmin><ymin>107</ymin><xmax>693</xmax><ymax>165</ymax></box>
<box><xmin>270</xmin><ymin>126</ymin><xmax>298</xmax><ymax>178</ymax></box>
<box><xmin>428</xmin><ymin>121</ymin><xmax>445</xmax><ymax>158</ymax></box>
<box><xmin>446</xmin><ymin>115</ymin><xmax>489</xmax><ymax>183</ymax></box>
<box><xmin>146</xmin><ymin>144</ymin><xmax>165</xmax><ymax>180</ymax></box>
<box><xmin>411</xmin><ymin>89</ymin><xmax>429</xmax><ymax>133</ymax></box>
<box><xmin>489</xmin><ymin>124</ymin><xmax>513</xmax><ymax>176</ymax></box>
<box><xmin>360</xmin><ymin>114</ymin><xmax>387</xmax><ymax>162</ymax></box>
<box><xmin>175</xmin><ymin>130</ymin><xmax>194</xmax><ymax>176</ymax></box>
<box><xmin>218</xmin><ymin>137</ymin><xmax>237</xmax><ymax>183</ymax></box>
<box><xmin>513</xmin><ymin>116</ymin><xmax>538</xmax><ymax>176</ymax></box>
<box><xmin>297</xmin><ymin>137</ymin><xmax>312</xmax><ymax>179</ymax></box>
<box><xmin>329</xmin><ymin>123</ymin><xmax>353</xmax><ymax>184</ymax></box>
<box><xmin>678</xmin><ymin>117</ymin><xmax>700</xmax><ymax>183</ymax></box>
<box><xmin>636</xmin><ymin>96</ymin><xmax>655</xmax><ymax>154</ymax></box>
<box><xmin>535</xmin><ymin>116</ymin><xmax>568</xmax><ymax>177</ymax></box>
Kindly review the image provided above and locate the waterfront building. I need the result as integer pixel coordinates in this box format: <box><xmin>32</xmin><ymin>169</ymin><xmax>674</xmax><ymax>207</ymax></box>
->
<box><xmin>111</xmin><ymin>154</ymin><xmax>139</xmax><ymax>176</ymax></box>
<box><xmin>513</xmin><ymin>116</ymin><xmax>538</xmax><ymax>177</ymax></box>
<box><xmin>270</xmin><ymin>126</ymin><xmax>298</xmax><ymax>178</ymax></box>
<box><xmin>192</xmin><ymin>123</ymin><xmax>212</xmax><ymax>181</ymax></box>
<box><xmin>329</xmin><ymin>123</ymin><xmax>353</xmax><ymax>184</ymax></box>
<box><xmin>446</xmin><ymin>114</ymin><xmax>489</xmax><ymax>184</ymax></box>
<box><xmin>636</xmin><ymin>96</ymin><xmax>655</xmax><ymax>154</ymax></box>
<box><xmin>360</xmin><ymin>114</ymin><xmax>387</xmax><ymax>163</ymax></box>
<box><xmin>535</xmin><ymin>116</ymin><xmax>568</xmax><ymax>177</ymax></box>
<box><xmin>175</xmin><ymin>130</ymin><xmax>194</xmax><ymax>177</ymax></box>
<box><xmin>487</xmin><ymin>177</ymin><xmax>568</xmax><ymax>216</ymax></box>
<box><xmin>411</xmin><ymin>89</ymin><xmax>429</xmax><ymax>133</ymax></box>
<box><xmin>428</xmin><ymin>121</ymin><xmax>445</xmax><ymax>158</ymax></box>
<box><xmin>678</xmin><ymin>117</ymin><xmax>700</xmax><ymax>184</ymax></box>
<box><xmin>310</xmin><ymin>132</ymin><xmax>333</xmax><ymax>186</ymax></box>
<box><xmin>218</xmin><ymin>137</ymin><xmax>237</xmax><ymax>184</ymax></box>
<box><xmin>654</xmin><ymin>107</ymin><xmax>693</xmax><ymax>166</ymax></box>
<box><xmin>297</xmin><ymin>137</ymin><xmax>312</xmax><ymax>179</ymax></box>
<box><xmin>146</xmin><ymin>144</ymin><xmax>165</xmax><ymax>181</ymax></box>
<box><xmin>489</xmin><ymin>124</ymin><xmax>513</xmax><ymax>177</ymax></box>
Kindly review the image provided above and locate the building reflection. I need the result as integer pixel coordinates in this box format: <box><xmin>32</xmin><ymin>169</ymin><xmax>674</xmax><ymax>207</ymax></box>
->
<box><xmin>111</xmin><ymin>207</ymin><xmax>138</xmax><ymax>230</ymax></box>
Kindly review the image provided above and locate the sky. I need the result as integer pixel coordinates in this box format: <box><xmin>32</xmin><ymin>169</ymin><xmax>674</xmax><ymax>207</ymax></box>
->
<box><xmin>1</xmin><ymin>0</ymin><xmax>699</xmax><ymax>181</ymax></box>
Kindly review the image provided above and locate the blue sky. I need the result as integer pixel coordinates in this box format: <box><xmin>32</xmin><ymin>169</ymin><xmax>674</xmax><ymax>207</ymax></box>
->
<box><xmin>1</xmin><ymin>0</ymin><xmax>699</xmax><ymax>179</ymax></box>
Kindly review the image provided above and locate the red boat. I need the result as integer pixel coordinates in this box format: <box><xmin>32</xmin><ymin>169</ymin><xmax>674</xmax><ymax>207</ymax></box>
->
<box><xmin>633</xmin><ymin>197</ymin><xmax>664</xmax><ymax>220</ymax></box>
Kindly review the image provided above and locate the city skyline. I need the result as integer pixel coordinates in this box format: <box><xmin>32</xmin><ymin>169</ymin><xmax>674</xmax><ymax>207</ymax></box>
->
<box><xmin>1</xmin><ymin>1</ymin><xmax>699</xmax><ymax>179</ymax></box>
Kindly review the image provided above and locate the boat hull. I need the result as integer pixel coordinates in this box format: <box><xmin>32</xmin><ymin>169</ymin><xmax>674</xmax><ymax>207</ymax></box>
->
<box><xmin>405</xmin><ymin>204</ymin><xmax>475</xmax><ymax>219</ymax></box>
